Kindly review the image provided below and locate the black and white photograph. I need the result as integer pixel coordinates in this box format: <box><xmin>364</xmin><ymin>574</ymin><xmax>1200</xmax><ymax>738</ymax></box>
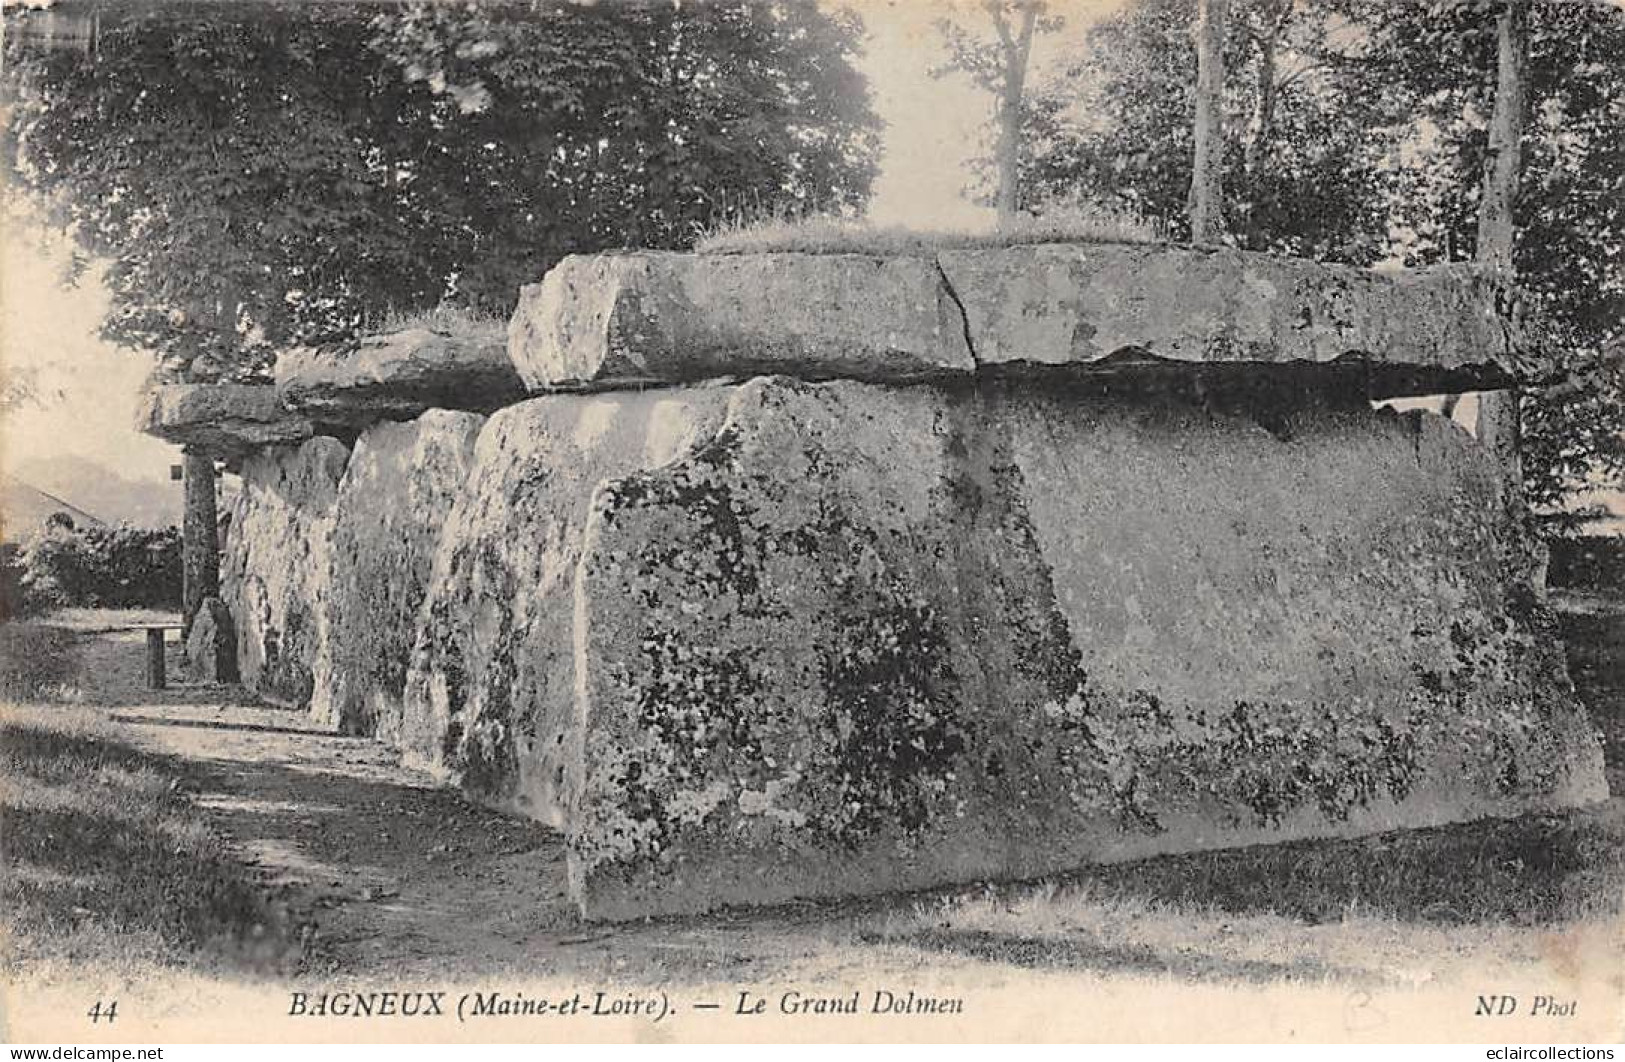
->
<box><xmin>0</xmin><ymin>0</ymin><xmax>1621</xmax><ymax>1047</ymax></box>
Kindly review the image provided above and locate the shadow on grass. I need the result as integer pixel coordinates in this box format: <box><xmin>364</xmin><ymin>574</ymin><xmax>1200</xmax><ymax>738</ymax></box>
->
<box><xmin>1</xmin><ymin>720</ymin><xmax>313</xmax><ymax>977</ymax></box>
<box><xmin>2</xmin><ymin>720</ymin><xmax>213</xmax><ymax>790</ymax></box>
<box><xmin>1033</xmin><ymin>805</ymin><xmax>1624</xmax><ymax>929</ymax></box>
<box><xmin>890</xmin><ymin>927</ymin><xmax>1373</xmax><ymax>985</ymax></box>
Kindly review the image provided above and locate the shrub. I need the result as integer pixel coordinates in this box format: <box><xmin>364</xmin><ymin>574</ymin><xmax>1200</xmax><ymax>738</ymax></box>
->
<box><xmin>0</xmin><ymin>543</ymin><xmax>44</xmax><ymax>621</ymax></box>
<box><xmin>16</xmin><ymin>524</ymin><xmax>182</xmax><ymax>611</ymax></box>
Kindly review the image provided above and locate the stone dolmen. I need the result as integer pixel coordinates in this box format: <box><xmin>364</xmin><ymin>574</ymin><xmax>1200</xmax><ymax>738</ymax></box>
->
<box><xmin>140</xmin><ymin>242</ymin><xmax>1609</xmax><ymax>919</ymax></box>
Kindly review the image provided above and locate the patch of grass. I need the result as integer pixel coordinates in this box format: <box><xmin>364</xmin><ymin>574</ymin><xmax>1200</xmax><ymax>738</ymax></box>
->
<box><xmin>0</xmin><ymin>715</ymin><xmax>312</xmax><ymax>978</ymax></box>
<box><xmin>371</xmin><ymin>303</ymin><xmax>505</xmax><ymax>339</ymax></box>
<box><xmin>694</xmin><ymin>205</ymin><xmax>1169</xmax><ymax>256</ymax></box>
<box><xmin>1066</xmin><ymin>805</ymin><xmax>1624</xmax><ymax>927</ymax></box>
<box><xmin>864</xmin><ymin>804</ymin><xmax>1623</xmax><ymax>985</ymax></box>
<box><xmin>0</xmin><ymin>623</ymin><xmax>84</xmax><ymax>702</ymax></box>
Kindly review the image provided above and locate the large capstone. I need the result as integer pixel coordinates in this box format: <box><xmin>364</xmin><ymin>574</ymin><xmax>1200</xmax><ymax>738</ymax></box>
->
<box><xmin>938</xmin><ymin>245</ymin><xmax>1520</xmax><ymax>396</ymax></box>
<box><xmin>313</xmin><ymin>410</ymin><xmax>485</xmax><ymax>736</ymax></box>
<box><xmin>137</xmin><ymin>383</ymin><xmax>313</xmax><ymax>456</ymax></box>
<box><xmin>508</xmin><ymin>252</ymin><xmax>976</xmax><ymax>391</ymax></box>
<box><xmin>511</xmin><ymin>246</ymin><xmax>1522</xmax><ymax>399</ymax></box>
<box><xmin>277</xmin><ymin>326</ymin><xmax>526</xmax><ymax>426</ymax></box>
<box><xmin>220</xmin><ymin>436</ymin><xmax>350</xmax><ymax>705</ymax></box>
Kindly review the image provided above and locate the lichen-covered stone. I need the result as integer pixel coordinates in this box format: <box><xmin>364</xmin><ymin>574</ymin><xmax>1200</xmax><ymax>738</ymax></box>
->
<box><xmin>402</xmin><ymin>388</ymin><xmax>738</xmax><ymax>826</ymax></box>
<box><xmin>508</xmin><ymin>252</ymin><xmax>975</xmax><ymax>391</ymax></box>
<box><xmin>937</xmin><ymin>245</ymin><xmax>1520</xmax><ymax>397</ymax></box>
<box><xmin>277</xmin><ymin>327</ymin><xmax>525</xmax><ymax>425</ymax></box>
<box><xmin>566</xmin><ymin>376</ymin><xmax>1604</xmax><ymax>919</ymax></box>
<box><xmin>183</xmin><ymin>596</ymin><xmax>238</xmax><ymax>683</ymax></box>
<box><xmin>137</xmin><ymin>383</ymin><xmax>314</xmax><ymax>454</ymax></box>
<box><xmin>220</xmin><ymin>437</ymin><xmax>350</xmax><ymax>705</ymax></box>
<box><xmin>314</xmin><ymin>410</ymin><xmax>485</xmax><ymax>736</ymax></box>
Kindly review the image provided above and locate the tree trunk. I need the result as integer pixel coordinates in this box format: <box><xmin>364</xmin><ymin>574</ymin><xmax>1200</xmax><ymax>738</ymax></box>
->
<box><xmin>1477</xmin><ymin>0</ymin><xmax>1528</xmax><ymax>271</ymax></box>
<box><xmin>994</xmin><ymin>2</ymin><xmax>1040</xmax><ymax>228</ymax></box>
<box><xmin>1475</xmin><ymin>0</ymin><xmax>1530</xmax><ymax>483</ymax></box>
<box><xmin>1189</xmin><ymin>0</ymin><xmax>1229</xmax><ymax>245</ymax></box>
<box><xmin>181</xmin><ymin>447</ymin><xmax>220</xmax><ymax>639</ymax></box>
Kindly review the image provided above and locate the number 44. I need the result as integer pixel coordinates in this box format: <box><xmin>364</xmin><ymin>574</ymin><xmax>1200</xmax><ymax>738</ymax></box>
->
<box><xmin>87</xmin><ymin>1000</ymin><xmax>118</xmax><ymax>1023</ymax></box>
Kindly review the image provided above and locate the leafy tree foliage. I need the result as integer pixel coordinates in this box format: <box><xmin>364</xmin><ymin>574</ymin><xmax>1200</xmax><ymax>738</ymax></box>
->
<box><xmin>1367</xmin><ymin>0</ymin><xmax>1625</xmax><ymax>522</ymax></box>
<box><xmin>1016</xmin><ymin>0</ymin><xmax>1623</xmax><ymax>522</ymax></box>
<box><xmin>2</xmin><ymin>0</ymin><xmax>879</xmax><ymax>383</ymax></box>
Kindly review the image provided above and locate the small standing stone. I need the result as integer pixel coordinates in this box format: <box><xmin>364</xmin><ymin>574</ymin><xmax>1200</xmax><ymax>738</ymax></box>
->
<box><xmin>185</xmin><ymin>596</ymin><xmax>239</xmax><ymax>684</ymax></box>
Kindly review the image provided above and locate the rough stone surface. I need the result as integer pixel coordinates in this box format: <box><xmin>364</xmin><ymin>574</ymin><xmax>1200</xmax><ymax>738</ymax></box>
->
<box><xmin>512</xmin><ymin>246</ymin><xmax>1521</xmax><ymax>399</ymax></box>
<box><xmin>277</xmin><ymin>327</ymin><xmax>526</xmax><ymax>425</ymax></box>
<box><xmin>402</xmin><ymin>389</ymin><xmax>737</xmax><ymax>826</ymax></box>
<box><xmin>566</xmin><ymin>376</ymin><xmax>1604</xmax><ymax>919</ymax></box>
<box><xmin>183</xmin><ymin>596</ymin><xmax>238</xmax><ymax>683</ymax></box>
<box><xmin>938</xmin><ymin>245</ymin><xmax>1521</xmax><ymax>396</ymax></box>
<box><xmin>508</xmin><ymin>252</ymin><xmax>976</xmax><ymax>391</ymax></box>
<box><xmin>221</xmin><ymin>436</ymin><xmax>350</xmax><ymax>705</ymax></box>
<box><xmin>137</xmin><ymin>384</ymin><xmax>314</xmax><ymax>454</ymax></box>
<box><xmin>210</xmin><ymin>370</ymin><xmax>1603</xmax><ymax>919</ymax></box>
<box><xmin>313</xmin><ymin>410</ymin><xmax>485</xmax><ymax>737</ymax></box>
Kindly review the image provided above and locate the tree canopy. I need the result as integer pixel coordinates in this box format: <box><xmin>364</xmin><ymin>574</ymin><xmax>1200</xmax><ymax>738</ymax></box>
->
<box><xmin>1014</xmin><ymin>0</ymin><xmax>1624</xmax><ymax>523</ymax></box>
<box><xmin>2</xmin><ymin>0</ymin><xmax>880</xmax><ymax>383</ymax></box>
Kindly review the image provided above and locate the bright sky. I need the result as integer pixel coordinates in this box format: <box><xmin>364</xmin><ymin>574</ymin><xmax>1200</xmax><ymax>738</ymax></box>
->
<box><xmin>1</xmin><ymin>223</ymin><xmax>179</xmax><ymax>480</ymax></box>
<box><xmin>0</xmin><ymin>1</ymin><xmax>1121</xmax><ymax>486</ymax></box>
<box><xmin>864</xmin><ymin>0</ymin><xmax>1123</xmax><ymax>225</ymax></box>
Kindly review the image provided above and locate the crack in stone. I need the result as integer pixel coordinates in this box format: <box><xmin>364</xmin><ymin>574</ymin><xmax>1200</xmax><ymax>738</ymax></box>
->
<box><xmin>933</xmin><ymin>255</ymin><xmax>980</xmax><ymax>368</ymax></box>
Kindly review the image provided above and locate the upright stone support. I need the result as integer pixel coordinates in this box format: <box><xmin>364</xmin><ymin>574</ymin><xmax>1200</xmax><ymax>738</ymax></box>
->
<box><xmin>181</xmin><ymin>448</ymin><xmax>220</xmax><ymax>638</ymax></box>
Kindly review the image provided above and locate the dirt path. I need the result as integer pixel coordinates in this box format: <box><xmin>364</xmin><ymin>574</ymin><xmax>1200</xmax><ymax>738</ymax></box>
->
<box><xmin>11</xmin><ymin>625</ymin><xmax>889</xmax><ymax>984</ymax></box>
<box><xmin>107</xmin><ymin>701</ymin><xmax>580</xmax><ymax>977</ymax></box>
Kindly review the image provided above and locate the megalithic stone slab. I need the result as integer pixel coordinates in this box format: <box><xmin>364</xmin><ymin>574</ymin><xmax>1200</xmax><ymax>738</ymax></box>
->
<box><xmin>508</xmin><ymin>252</ymin><xmax>976</xmax><ymax>391</ymax></box>
<box><xmin>220</xmin><ymin>436</ymin><xmax>350</xmax><ymax>706</ymax></box>
<box><xmin>313</xmin><ymin>409</ymin><xmax>486</xmax><ymax>738</ymax></box>
<box><xmin>565</xmin><ymin>376</ymin><xmax>1604</xmax><ymax>920</ymax></box>
<box><xmin>277</xmin><ymin>327</ymin><xmax>527</xmax><ymax>425</ymax></box>
<box><xmin>401</xmin><ymin>387</ymin><xmax>738</xmax><ymax>826</ymax></box>
<box><xmin>938</xmin><ymin>245</ymin><xmax>1520</xmax><ymax>397</ymax></box>
<box><xmin>137</xmin><ymin>383</ymin><xmax>313</xmax><ymax>455</ymax></box>
<box><xmin>183</xmin><ymin>596</ymin><xmax>238</xmax><ymax>684</ymax></box>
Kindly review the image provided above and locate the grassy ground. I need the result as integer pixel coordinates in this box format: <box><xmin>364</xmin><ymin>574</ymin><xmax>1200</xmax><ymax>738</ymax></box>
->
<box><xmin>0</xmin><ymin>713</ymin><xmax>311</xmax><ymax>979</ymax></box>
<box><xmin>694</xmin><ymin>208</ymin><xmax>1169</xmax><ymax>256</ymax></box>
<box><xmin>370</xmin><ymin>304</ymin><xmax>504</xmax><ymax>338</ymax></box>
<box><xmin>0</xmin><ymin>623</ymin><xmax>83</xmax><ymax>703</ymax></box>
<box><xmin>1</xmin><ymin>610</ymin><xmax>302</xmax><ymax>979</ymax></box>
